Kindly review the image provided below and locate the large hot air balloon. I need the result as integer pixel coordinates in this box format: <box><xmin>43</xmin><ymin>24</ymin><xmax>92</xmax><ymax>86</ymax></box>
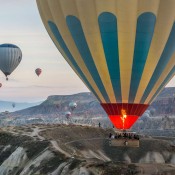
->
<box><xmin>37</xmin><ymin>0</ymin><xmax>175</xmax><ymax>130</ymax></box>
<box><xmin>0</xmin><ymin>44</ymin><xmax>22</xmax><ymax>80</ymax></box>
<box><xmin>35</xmin><ymin>68</ymin><xmax>42</xmax><ymax>77</ymax></box>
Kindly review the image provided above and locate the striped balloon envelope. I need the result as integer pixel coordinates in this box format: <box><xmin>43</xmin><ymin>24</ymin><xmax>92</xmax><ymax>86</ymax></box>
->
<box><xmin>37</xmin><ymin>0</ymin><xmax>175</xmax><ymax>130</ymax></box>
<box><xmin>0</xmin><ymin>44</ymin><xmax>22</xmax><ymax>80</ymax></box>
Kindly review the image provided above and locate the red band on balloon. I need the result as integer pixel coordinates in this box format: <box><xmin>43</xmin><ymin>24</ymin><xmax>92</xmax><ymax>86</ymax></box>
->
<box><xmin>101</xmin><ymin>103</ymin><xmax>149</xmax><ymax>129</ymax></box>
<box><xmin>101</xmin><ymin>103</ymin><xmax>149</xmax><ymax>116</ymax></box>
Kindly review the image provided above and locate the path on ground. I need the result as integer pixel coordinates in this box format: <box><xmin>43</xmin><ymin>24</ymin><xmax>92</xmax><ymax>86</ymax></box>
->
<box><xmin>65</xmin><ymin>138</ymin><xmax>106</xmax><ymax>145</ymax></box>
<box><xmin>30</xmin><ymin>127</ymin><xmax>45</xmax><ymax>140</ymax></box>
<box><xmin>50</xmin><ymin>140</ymin><xmax>71</xmax><ymax>157</ymax></box>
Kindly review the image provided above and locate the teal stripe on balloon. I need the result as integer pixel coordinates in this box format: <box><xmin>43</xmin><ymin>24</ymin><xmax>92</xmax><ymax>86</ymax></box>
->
<box><xmin>141</xmin><ymin>22</ymin><xmax>175</xmax><ymax>104</ymax></box>
<box><xmin>66</xmin><ymin>16</ymin><xmax>110</xmax><ymax>103</ymax></box>
<box><xmin>148</xmin><ymin>66</ymin><xmax>175</xmax><ymax>104</ymax></box>
<box><xmin>48</xmin><ymin>21</ymin><xmax>101</xmax><ymax>102</ymax></box>
<box><xmin>129</xmin><ymin>13</ymin><xmax>156</xmax><ymax>103</ymax></box>
<box><xmin>98</xmin><ymin>12</ymin><xmax>122</xmax><ymax>102</ymax></box>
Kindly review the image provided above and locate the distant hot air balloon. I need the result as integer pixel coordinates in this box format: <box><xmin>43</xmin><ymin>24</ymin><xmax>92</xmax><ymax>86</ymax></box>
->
<box><xmin>37</xmin><ymin>0</ymin><xmax>175</xmax><ymax>130</ymax></box>
<box><xmin>12</xmin><ymin>103</ymin><xmax>15</xmax><ymax>108</ymax></box>
<box><xmin>0</xmin><ymin>44</ymin><xmax>22</xmax><ymax>80</ymax></box>
<box><xmin>0</xmin><ymin>83</ymin><xmax>2</xmax><ymax>88</ymax></box>
<box><xmin>69</xmin><ymin>102</ymin><xmax>77</xmax><ymax>111</ymax></box>
<box><xmin>35</xmin><ymin>68</ymin><xmax>42</xmax><ymax>77</ymax></box>
<box><xmin>65</xmin><ymin>111</ymin><xmax>71</xmax><ymax>119</ymax></box>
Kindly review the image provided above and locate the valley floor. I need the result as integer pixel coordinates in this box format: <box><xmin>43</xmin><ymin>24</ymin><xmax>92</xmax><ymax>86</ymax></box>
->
<box><xmin>0</xmin><ymin>124</ymin><xmax>175</xmax><ymax>175</ymax></box>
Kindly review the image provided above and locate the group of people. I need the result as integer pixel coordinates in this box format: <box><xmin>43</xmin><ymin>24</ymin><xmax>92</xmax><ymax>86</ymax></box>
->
<box><xmin>109</xmin><ymin>132</ymin><xmax>140</xmax><ymax>140</ymax></box>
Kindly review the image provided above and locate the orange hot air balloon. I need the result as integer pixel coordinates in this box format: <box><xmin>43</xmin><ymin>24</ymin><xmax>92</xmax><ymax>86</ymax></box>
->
<box><xmin>37</xmin><ymin>0</ymin><xmax>175</xmax><ymax>130</ymax></box>
<box><xmin>35</xmin><ymin>68</ymin><xmax>42</xmax><ymax>77</ymax></box>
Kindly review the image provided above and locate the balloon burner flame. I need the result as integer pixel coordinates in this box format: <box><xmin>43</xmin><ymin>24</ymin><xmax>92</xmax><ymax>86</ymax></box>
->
<box><xmin>121</xmin><ymin>109</ymin><xmax>127</xmax><ymax>130</ymax></box>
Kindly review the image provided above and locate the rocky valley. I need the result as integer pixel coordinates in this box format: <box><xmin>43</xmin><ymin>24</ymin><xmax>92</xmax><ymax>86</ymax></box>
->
<box><xmin>0</xmin><ymin>124</ymin><xmax>175</xmax><ymax>175</ymax></box>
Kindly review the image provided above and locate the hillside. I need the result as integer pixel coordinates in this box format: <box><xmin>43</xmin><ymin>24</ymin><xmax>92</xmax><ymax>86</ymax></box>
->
<box><xmin>12</xmin><ymin>87</ymin><xmax>175</xmax><ymax>118</ymax></box>
<box><xmin>0</xmin><ymin>124</ymin><xmax>175</xmax><ymax>175</ymax></box>
<box><xmin>11</xmin><ymin>92</ymin><xmax>106</xmax><ymax>119</ymax></box>
<box><xmin>1</xmin><ymin>87</ymin><xmax>175</xmax><ymax>132</ymax></box>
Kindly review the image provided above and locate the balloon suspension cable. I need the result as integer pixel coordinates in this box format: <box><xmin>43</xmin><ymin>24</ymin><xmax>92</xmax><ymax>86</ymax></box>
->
<box><xmin>121</xmin><ymin>109</ymin><xmax>127</xmax><ymax>130</ymax></box>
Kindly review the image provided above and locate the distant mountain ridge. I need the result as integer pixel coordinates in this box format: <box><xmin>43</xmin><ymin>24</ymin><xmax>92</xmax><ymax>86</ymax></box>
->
<box><xmin>12</xmin><ymin>92</ymin><xmax>106</xmax><ymax>119</ymax></box>
<box><xmin>151</xmin><ymin>87</ymin><xmax>175</xmax><ymax>115</ymax></box>
<box><xmin>12</xmin><ymin>87</ymin><xmax>175</xmax><ymax>118</ymax></box>
<box><xmin>0</xmin><ymin>100</ymin><xmax>42</xmax><ymax>112</ymax></box>
<box><xmin>153</xmin><ymin>87</ymin><xmax>175</xmax><ymax>100</ymax></box>
<box><xmin>1</xmin><ymin>87</ymin><xmax>175</xmax><ymax>130</ymax></box>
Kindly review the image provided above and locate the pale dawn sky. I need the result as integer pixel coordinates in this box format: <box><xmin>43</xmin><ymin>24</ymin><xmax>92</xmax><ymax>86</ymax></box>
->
<box><xmin>0</xmin><ymin>0</ymin><xmax>174</xmax><ymax>103</ymax></box>
<box><xmin>0</xmin><ymin>0</ymin><xmax>88</xmax><ymax>102</ymax></box>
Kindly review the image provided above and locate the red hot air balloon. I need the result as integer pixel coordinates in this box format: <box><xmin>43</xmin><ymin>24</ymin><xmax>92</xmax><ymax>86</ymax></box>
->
<box><xmin>35</xmin><ymin>68</ymin><xmax>42</xmax><ymax>77</ymax></box>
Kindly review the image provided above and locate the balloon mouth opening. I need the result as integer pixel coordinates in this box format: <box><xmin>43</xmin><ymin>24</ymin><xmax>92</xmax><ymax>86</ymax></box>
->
<box><xmin>109</xmin><ymin>115</ymin><xmax>139</xmax><ymax>130</ymax></box>
<box><xmin>4</xmin><ymin>73</ymin><xmax>10</xmax><ymax>81</ymax></box>
<box><xmin>101</xmin><ymin>103</ymin><xmax>149</xmax><ymax>130</ymax></box>
<box><xmin>4</xmin><ymin>72</ymin><xmax>10</xmax><ymax>76</ymax></box>
<box><xmin>5</xmin><ymin>76</ymin><xmax>9</xmax><ymax>81</ymax></box>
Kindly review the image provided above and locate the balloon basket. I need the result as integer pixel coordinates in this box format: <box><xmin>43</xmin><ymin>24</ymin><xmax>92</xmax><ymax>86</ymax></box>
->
<box><xmin>109</xmin><ymin>131</ymin><xmax>140</xmax><ymax>147</ymax></box>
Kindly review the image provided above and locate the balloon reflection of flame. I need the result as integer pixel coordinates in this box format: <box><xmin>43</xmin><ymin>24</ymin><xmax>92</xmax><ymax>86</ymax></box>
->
<box><xmin>121</xmin><ymin>109</ymin><xmax>127</xmax><ymax>130</ymax></box>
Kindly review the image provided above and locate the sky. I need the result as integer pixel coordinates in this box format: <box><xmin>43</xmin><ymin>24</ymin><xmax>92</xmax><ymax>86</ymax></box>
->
<box><xmin>0</xmin><ymin>0</ymin><xmax>88</xmax><ymax>102</ymax></box>
<box><xmin>0</xmin><ymin>1</ymin><xmax>175</xmax><ymax>103</ymax></box>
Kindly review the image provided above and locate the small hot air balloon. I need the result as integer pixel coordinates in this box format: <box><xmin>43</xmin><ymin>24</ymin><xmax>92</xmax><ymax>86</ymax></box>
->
<box><xmin>65</xmin><ymin>111</ymin><xmax>71</xmax><ymax>119</ymax></box>
<box><xmin>35</xmin><ymin>68</ymin><xmax>42</xmax><ymax>77</ymax></box>
<box><xmin>69</xmin><ymin>102</ymin><xmax>77</xmax><ymax>111</ymax></box>
<box><xmin>0</xmin><ymin>44</ymin><xmax>22</xmax><ymax>80</ymax></box>
<box><xmin>12</xmin><ymin>103</ymin><xmax>15</xmax><ymax>108</ymax></box>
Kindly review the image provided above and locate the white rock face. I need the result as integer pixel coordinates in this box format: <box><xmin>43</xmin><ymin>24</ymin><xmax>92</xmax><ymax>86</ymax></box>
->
<box><xmin>20</xmin><ymin>150</ymin><xmax>54</xmax><ymax>175</ymax></box>
<box><xmin>60</xmin><ymin>162</ymin><xmax>72</xmax><ymax>175</ymax></box>
<box><xmin>162</xmin><ymin>151</ymin><xmax>171</xmax><ymax>161</ymax></box>
<box><xmin>78</xmin><ymin>167</ymin><xmax>90</xmax><ymax>175</ymax></box>
<box><xmin>0</xmin><ymin>147</ymin><xmax>28</xmax><ymax>175</ymax></box>
<box><xmin>1</xmin><ymin>145</ymin><xmax>11</xmax><ymax>152</ymax></box>
<box><xmin>124</xmin><ymin>154</ymin><xmax>131</xmax><ymax>163</ymax></box>
<box><xmin>170</xmin><ymin>154</ymin><xmax>175</xmax><ymax>164</ymax></box>
<box><xmin>139</xmin><ymin>152</ymin><xmax>165</xmax><ymax>163</ymax></box>
<box><xmin>50</xmin><ymin>162</ymin><xmax>69</xmax><ymax>175</ymax></box>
